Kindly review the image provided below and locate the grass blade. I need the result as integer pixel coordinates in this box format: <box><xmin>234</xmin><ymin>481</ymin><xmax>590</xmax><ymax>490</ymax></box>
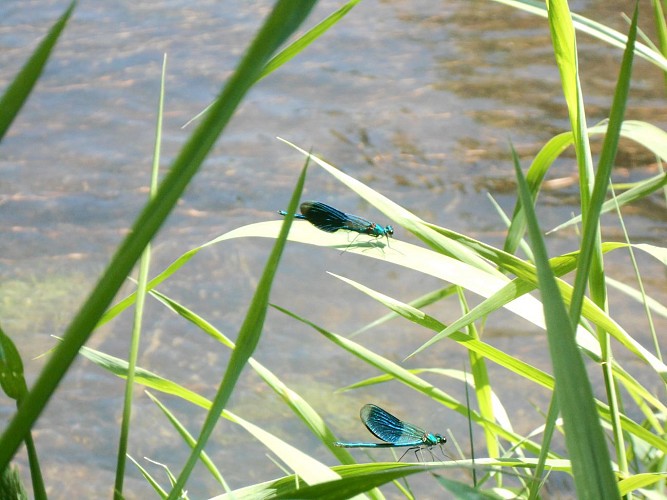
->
<box><xmin>457</xmin><ymin>290</ymin><xmax>499</xmax><ymax>459</ymax></box>
<box><xmin>0</xmin><ymin>326</ymin><xmax>45</xmax><ymax>499</ymax></box>
<box><xmin>273</xmin><ymin>305</ymin><xmax>549</xmax><ymax>456</ymax></box>
<box><xmin>514</xmin><ymin>153</ymin><xmax>620</xmax><ymax>498</ymax></box>
<box><xmin>490</xmin><ymin>0</ymin><xmax>667</xmax><ymax>70</ymax></box>
<box><xmin>277</xmin><ymin>138</ymin><xmax>499</xmax><ymax>275</ymax></box>
<box><xmin>214</xmin><ymin>459</ymin><xmax>571</xmax><ymax>500</ymax></box>
<box><xmin>214</xmin><ymin>462</ymin><xmax>447</xmax><ymax>500</ymax></box>
<box><xmin>126</xmin><ymin>455</ymin><xmax>168</xmax><ymax>499</ymax></box>
<box><xmin>618</xmin><ymin>473</ymin><xmax>667</xmax><ymax>495</ymax></box>
<box><xmin>77</xmin><ymin>344</ymin><xmax>340</xmax><ymax>486</ymax></box>
<box><xmin>259</xmin><ymin>0</ymin><xmax>362</xmax><ymax>79</ymax></box>
<box><xmin>568</xmin><ymin>2</ymin><xmax>637</xmax><ymax>323</ymax></box>
<box><xmin>113</xmin><ymin>52</ymin><xmax>167</xmax><ymax>500</ymax></box>
<box><xmin>0</xmin><ymin>327</ymin><xmax>28</xmax><ymax>402</ymax></box>
<box><xmin>573</xmin><ymin>5</ymin><xmax>639</xmax><ymax>482</ymax></box>
<box><xmin>221</xmin><ymin>221</ymin><xmax>546</xmax><ymax>332</ymax></box>
<box><xmin>167</xmin><ymin>156</ymin><xmax>310</xmax><ymax>496</ymax></box>
<box><xmin>184</xmin><ymin>0</ymin><xmax>363</xmax><ymax>127</ymax></box>
<box><xmin>650</xmin><ymin>0</ymin><xmax>667</xmax><ymax>89</ymax></box>
<box><xmin>146</xmin><ymin>392</ymin><xmax>229</xmax><ymax>490</ymax></box>
<box><xmin>322</xmin><ymin>275</ymin><xmax>666</xmax><ymax>454</ymax></box>
<box><xmin>0</xmin><ymin>2</ymin><xmax>75</xmax><ymax>142</ymax></box>
<box><xmin>0</xmin><ymin>0</ymin><xmax>317</xmax><ymax>473</ymax></box>
<box><xmin>147</xmin><ymin>289</ymin><xmax>373</xmax><ymax>474</ymax></box>
<box><xmin>548</xmin><ymin>171</ymin><xmax>667</xmax><ymax>234</ymax></box>
<box><xmin>505</xmin><ymin>120</ymin><xmax>667</xmax><ymax>250</ymax></box>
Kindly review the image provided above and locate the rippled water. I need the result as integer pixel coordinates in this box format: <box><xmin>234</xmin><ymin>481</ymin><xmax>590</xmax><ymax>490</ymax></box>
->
<box><xmin>1</xmin><ymin>1</ymin><xmax>665</xmax><ymax>498</ymax></box>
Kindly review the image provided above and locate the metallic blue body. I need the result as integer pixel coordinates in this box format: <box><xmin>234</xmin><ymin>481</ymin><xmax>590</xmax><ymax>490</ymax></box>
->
<box><xmin>278</xmin><ymin>201</ymin><xmax>394</xmax><ymax>240</ymax></box>
<box><xmin>334</xmin><ymin>404</ymin><xmax>446</xmax><ymax>449</ymax></box>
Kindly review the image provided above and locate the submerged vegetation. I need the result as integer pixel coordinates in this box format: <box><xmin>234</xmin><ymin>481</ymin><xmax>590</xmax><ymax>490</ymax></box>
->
<box><xmin>1</xmin><ymin>0</ymin><xmax>666</xmax><ymax>499</ymax></box>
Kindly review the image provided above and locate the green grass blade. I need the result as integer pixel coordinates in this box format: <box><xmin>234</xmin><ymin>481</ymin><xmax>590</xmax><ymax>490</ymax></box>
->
<box><xmin>262</xmin><ymin>463</ymin><xmax>431</xmax><ymax>500</ymax></box>
<box><xmin>126</xmin><ymin>455</ymin><xmax>168</xmax><ymax>499</ymax></box>
<box><xmin>322</xmin><ymin>275</ymin><xmax>667</xmax><ymax>454</ymax></box>
<box><xmin>634</xmin><ymin>242</ymin><xmax>667</xmax><ymax>264</ymax></box>
<box><xmin>506</xmin><ymin>120</ymin><xmax>667</xmax><ymax>251</ymax></box>
<box><xmin>503</xmin><ymin>130</ymin><xmax>574</xmax><ymax>256</ymax></box>
<box><xmin>259</xmin><ymin>0</ymin><xmax>362</xmax><ymax>79</ymax></box>
<box><xmin>145</xmin><ymin>392</ymin><xmax>228</xmax><ymax>490</ymax></box>
<box><xmin>146</xmin><ymin>459</ymin><xmax>180</xmax><ymax>493</ymax></box>
<box><xmin>231</xmin><ymin>412</ymin><xmax>341</xmax><ymax>485</ymax></box>
<box><xmin>22</xmin><ymin>433</ymin><xmax>44</xmax><ymax>500</ymax></box>
<box><xmin>76</xmin><ymin>344</ymin><xmax>340</xmax><ymax>486</ymax></box>
<box><xmin>546</xmin><ymin>0</ymin><xmax>596</xmax><ymax>250</ymax></box>
<box><xmin>227</xmin><ymin>218</ymin><xmax>667</xmax><ymax>382</ymax></box>
<box><xmin>352</xmin><ymin>288</ymin><xmax>557</xmax><ymax>390</ymax></box>
<box><xmin>338</xmin><ymin>368</ymin><xmax>667</xmax><ymax>456</ymax></box>
<box><xmin>618</xmin><ymin>472</ymin><xmax>667</xmax><ymax>495</ymax></box>
<box><xmin>547</xmin><ymin>0</ymin><xmax>585</xmax><ymax>144</ymax></box>
<box><xmin>103</xmin><ymin>204</ymin><xmax>530</xmax><ymax>338</ymax></box>
<box><xmin>569</xmin><ymin>2</ymin><xmax>637</xmax><ymax>322</ymax></box>
<box><xmin>0</xmin><ymin>0</ymin><xmax>317</xmax><ymax>473</ymax></box>
<box><xmin>515</xmin><ymin>153</ymin><xmax>620</xmax><ymax>498</ymax></box>
<box><xmin>0</xmin><ymin>326</ymin><xmax>45</xmax><ymax>500</ymax></box>
<box><xmin>214</xmin><ymin>459</ymin><xmax>572</xmax><ymax>500</ymax></box>
<box><xmin>167</xmin><ymin>156</ymin><xmax>310</xmax><ymax>496</ymax></box>
<box><xmin>147</xmin><ymin>289</ymin><xmax>370</xmax><ymax>473</ymax></box>
<box><xmin>548</xmin><ymin>171</ymin><xmax>667</xmax><ymax>234</ymax></box>
<box><xmin>488</xmin><ymin>192</ymin><xmax>533</xmax><ymax>260</ymax></box>
<box><xmin>650</xmin><ymin>0</ymin><xmax>667</xmax><ymax>89</ymax></box>
<box><xmin>222</xmin><ymin>222</ymin><xmax>547</xmax><ymax>333</ymax></box>
<box><xmin>214</xmin><ymin>462</ymin><xmax>447</xmax><ymax>500</ymax></box>
<box><xmin>327</xmin><ymin>272</ymin><xmax>555</xmax><ymax>390</ymax></box>
<box><xmin>0</xmin><ymin>1</ymin><xmax>75</xmax><ymax>142</ymax></box>
<box><xmin>490</xmin><ymin>0</ymin><xmax>667</xmax><ymax>70</ymax></box>
<box><xmin>272</xmin><ymin>305</ymin><xmax>550</xmax><ymax>456</ymax></box>
<box><xmin>457</xmin><ymin>290</ymin><xmax>499</xmax><ymax>459</ymax></box>
<box><xmin>527</xmin><ymin>397</ymin><xmax>558</xmax><ymax>500</ymax></box>
<box><xmin>352</xmin><ymin>286</ymin><xmax>458</xmax><ymax>337</ymax></box>
<box><xmin>113</xmin><ymin>52</ymin><xmax>167</xmax><ymax>500</ymax></box>
<box><xmin>591</xmin><ymin>120</ymin><xmax>667</xmax><ymax>162</ymax></box>
<box><xmin>184</xmin><ymin>0</ymin><xmax>362</xmax><ymax>128</ymax></box>
<box><xmin>435</xmin><ymin>475</ymin><xmax>508</xmax><ymax>499</ymax></box>
<box><xmin>435</xmin><ymin>278</ymin><xmax>667</xmax><ymax>408</ymax></box>
<box><xmin>0</xmin><ymin>466</ymin><xmax>28</xmax><ymax>500</ymax></box>
<box><xmin>317</xmin><ymin>270</ymin><xmax>667</xmax><ymax>417</ymax></box>
<box><xmin>407</xmin><ymin>244</ymin><xmax>584</xmax><ymax>354</ymax></box>
<box><xmin>578</xmin><ymin>6</ymin><xmax>638</xmax><ymax>481</ymax></box>
<box><xmin>0</xmin><ymin>327</ymin><xmax>28</xmax><ymax>402</ymax></box>
<box><xmin>246</xmin><ymin>362</ymin><xmax>362</xmax><ymax>466</ymax></box>
<box><xmin>408</xmin><ymin>239</ymin><xmax>667</xmax><ymax>381</ymax></box>
<box><xmin>98</xmin><ymin>245</ymin><xmax>205</xmax><ymax>328</ymax></box>
<box><xmin>277</xmin><ymin>138</ymin><xmax>499</xmax><ymax>275</ymax></box>
<box><xmin>77</xmin><ymin>345</ymin><xmax>211</xmax><ymax>405</ymax></box>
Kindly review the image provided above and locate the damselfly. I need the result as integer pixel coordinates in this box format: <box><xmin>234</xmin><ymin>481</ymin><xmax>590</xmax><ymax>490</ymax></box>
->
<box><xmin>334</xmin><ymin>404</ymin><xmax>446</xmax><ymax>461</ymax></box>
<box><xmin>278</xmin><ymin>201</ymin><xmax>394</xmax><ymax>243</ymax></box>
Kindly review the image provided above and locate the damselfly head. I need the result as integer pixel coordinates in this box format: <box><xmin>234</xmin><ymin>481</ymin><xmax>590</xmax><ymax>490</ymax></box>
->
<box><xmin>434</xmin><ymin>433</ymin><xmax>447</xmax><ymax>444</ymax></box>
<box><xmin>424</xmin><ymin>433</ymin><xmax>447</xmax><ymax>446</ymax></box>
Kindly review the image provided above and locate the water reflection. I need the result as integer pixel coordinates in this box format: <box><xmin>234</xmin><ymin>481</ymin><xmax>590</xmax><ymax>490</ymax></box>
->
<box><xmin>1</xmin><ymin>0</ymin><xmax>665</xmax><ymax>498</ymax></box>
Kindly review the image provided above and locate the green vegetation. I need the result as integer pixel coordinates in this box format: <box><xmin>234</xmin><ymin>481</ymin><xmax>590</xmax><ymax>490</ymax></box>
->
<box><xmin>1</xmin><ymin>0</ymin><xmax>665</xmax><ymax>499</ymax></box>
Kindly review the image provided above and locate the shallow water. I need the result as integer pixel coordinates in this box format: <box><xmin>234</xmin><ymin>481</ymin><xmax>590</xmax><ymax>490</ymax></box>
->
<box><xmin>1</xmin><ymin>1</ymin><xmax>665</xmax><ymax>498</ymax></box>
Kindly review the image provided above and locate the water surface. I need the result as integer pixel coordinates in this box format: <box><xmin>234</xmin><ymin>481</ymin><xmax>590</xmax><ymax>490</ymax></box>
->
<box><xmin>1</xmin><ymin>1</ymin><xmax>665</xmax><ymax>498</ymax></box>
